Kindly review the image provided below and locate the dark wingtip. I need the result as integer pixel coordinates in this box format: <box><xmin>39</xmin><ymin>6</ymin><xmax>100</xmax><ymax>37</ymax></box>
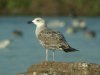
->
<box><xmin>63</xmin><ymin>48</ymin><xmax>79</xmax><ymax>52</ymax></box>
<box><xmin>27</xmin><ymin>21</ymin><xmax>32</xmax><ymax>24</ymax></box>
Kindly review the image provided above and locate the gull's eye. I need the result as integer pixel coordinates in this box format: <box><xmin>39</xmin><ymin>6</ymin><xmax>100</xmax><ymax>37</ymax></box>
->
<box><xmin>36</xmin><ymin>20</ymin><xmax>40</xmax><ymax>21</ymax></box>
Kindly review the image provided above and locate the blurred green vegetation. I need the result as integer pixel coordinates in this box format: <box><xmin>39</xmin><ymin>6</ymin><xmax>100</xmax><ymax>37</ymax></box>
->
<box><xmin>0</xmin><ymin>0</ymin><xmax>100</xmax><ymax>16</ymax></box>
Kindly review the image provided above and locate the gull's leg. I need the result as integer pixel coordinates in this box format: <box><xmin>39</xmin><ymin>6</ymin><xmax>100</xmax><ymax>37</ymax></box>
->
<box><xmin>46</xmin><ymin>49</ymin><xmax>48</xmax><ymax>61</ymax></box>
<box><xmin>53</xmin><ymin>50</ymin><xmax>55</xmax><ymax>61</ymax></box>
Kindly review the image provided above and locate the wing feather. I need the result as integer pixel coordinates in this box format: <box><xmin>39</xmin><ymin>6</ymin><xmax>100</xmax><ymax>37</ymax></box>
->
<box><xmin>38</xmin><ymin>29</ymin><xmax>70</xmax><ymax>49</ymax></box>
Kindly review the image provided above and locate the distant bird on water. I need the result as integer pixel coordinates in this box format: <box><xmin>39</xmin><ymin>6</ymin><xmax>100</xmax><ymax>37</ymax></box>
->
<box><xmin>28</xmin><ymin>17</ymin><xmax>78</xmax><ymax>61</ymax></box>
<box><xmin>12</xmin><ymin>29</ymin><xmax>23</xmax><ymax>37</ymax></box>
<box><xmin>0</xmin><ymin>39</ymin><xmax>11</xmax><ymax>49</ymax></box>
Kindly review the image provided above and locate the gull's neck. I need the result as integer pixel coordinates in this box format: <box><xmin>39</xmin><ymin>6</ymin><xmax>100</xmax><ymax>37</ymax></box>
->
<box><xmin>35</xmin><ymin>24</ymin><xmax>47</xmax><ymax>37</ymax></box>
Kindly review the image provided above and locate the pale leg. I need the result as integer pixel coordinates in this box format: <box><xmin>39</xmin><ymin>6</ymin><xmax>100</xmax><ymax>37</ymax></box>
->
<box><xmin>53</xmin><ymin>50</ymin><xmax>55</xmax><ymax>61</ymax></box>
<box><xmin>46</xmin><ymin>49</ymin><xmax>48</xmax><ymax>61</ymax></box>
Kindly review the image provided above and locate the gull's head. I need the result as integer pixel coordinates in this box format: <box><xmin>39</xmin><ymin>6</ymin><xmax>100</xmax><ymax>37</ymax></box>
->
<box><xmin>32</xmin><ymin>17</ymin><xmax>45</xmax><ymax>27</ymax></box>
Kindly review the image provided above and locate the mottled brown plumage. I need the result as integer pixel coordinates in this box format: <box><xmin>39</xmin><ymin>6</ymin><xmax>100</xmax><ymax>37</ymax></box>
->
<box><xmin>38</xmin><ymin>28</ymin><xmax>78</xmax><ymax>52</ymax></box>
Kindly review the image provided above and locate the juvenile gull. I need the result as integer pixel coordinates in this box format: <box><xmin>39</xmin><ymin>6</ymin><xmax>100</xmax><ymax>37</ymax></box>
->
<box><xmin>28</xmin><ymin>17</ymin><xmax>78</xmax><ymax>61</ymax></box>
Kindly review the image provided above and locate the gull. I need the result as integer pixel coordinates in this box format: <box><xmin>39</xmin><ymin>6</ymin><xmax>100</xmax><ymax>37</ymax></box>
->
<box><xmin>12</xmin><ymin>28</ymin><xmax>23</xmax><ymax>37</ymax></box>
<box><xmin>28</xmin><ymin>17</ymin><xmax>79</xmax><ymax>61</ymax></box>
<box><xmin>0</xmin><ymin>39</ymin><xmax>11</xmax><ymax>49</ymax></box>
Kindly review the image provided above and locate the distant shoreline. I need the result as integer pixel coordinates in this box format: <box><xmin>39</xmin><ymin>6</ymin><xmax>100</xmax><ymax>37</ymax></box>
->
<box><xmin>0</xmin><ymin>0</ymin><xmax>100</xmax><ymax>16</ymax></box>
<box><xmin>0</xmin><ymin>14</ymin><xmax>100</xmax><ymax>18</ymax></box>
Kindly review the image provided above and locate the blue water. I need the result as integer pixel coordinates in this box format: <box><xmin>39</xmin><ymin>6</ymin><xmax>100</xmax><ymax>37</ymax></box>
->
<box><xmin>0</xmin><ymin>16</ymin><xmax>100</xmax><ymax>75</ymax></box>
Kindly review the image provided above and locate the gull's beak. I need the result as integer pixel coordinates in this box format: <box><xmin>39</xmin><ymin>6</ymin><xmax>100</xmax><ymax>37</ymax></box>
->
<box><xmin>27</xmin><ymin>21</ymin><xmax>32</xmax><ymax>24</ymax></box>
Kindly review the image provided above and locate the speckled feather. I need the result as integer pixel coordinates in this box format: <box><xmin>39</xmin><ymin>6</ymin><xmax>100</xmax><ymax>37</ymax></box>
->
<box><xmin>38</xmin><ymin>28</ymin><xmax>70</xmax><ymax>50</ymax></box>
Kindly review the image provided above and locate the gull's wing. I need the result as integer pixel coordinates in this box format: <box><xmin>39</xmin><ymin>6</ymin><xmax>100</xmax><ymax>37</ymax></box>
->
<box><xmin>38</xmin><ymin>28</ymin><xmax>70</xmax><ymax>50</ymax></box>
